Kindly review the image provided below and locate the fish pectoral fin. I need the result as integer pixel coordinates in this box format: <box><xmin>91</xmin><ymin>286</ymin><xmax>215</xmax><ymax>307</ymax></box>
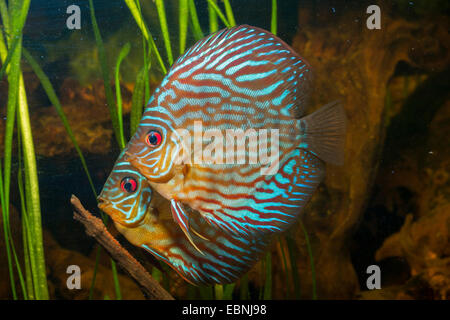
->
<box><xmin>191</xmin><ymin>227</ymin><xmax>210</xmax><ymax>241</ymax></box>
<box><xmin>170</xmin><ymin>199</ymin><xmax>205</xmax><ymax>255</ymax></box>
<box><xmin>182</xmin><ymin>164</ymin><xmax>190</xmax><ymax>177</ymax></box>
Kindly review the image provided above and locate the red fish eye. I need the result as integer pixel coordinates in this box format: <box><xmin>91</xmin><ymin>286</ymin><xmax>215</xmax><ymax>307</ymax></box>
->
<box><xmin>120</xmin><ymin>177</ymin><xmax>137</xmax><ymax>193</ymax></box>
<box><xmin>145</xmin><ymin>130</ymin><xmax>162</xmax><ymax>147</ymax></box>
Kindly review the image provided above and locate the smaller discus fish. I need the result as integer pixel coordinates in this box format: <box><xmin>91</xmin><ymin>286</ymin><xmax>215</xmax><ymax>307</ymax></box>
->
<box><xmin>98</xmin><ymin>151</ymin><xmax>269</xmax><ymax>285</ymax></box>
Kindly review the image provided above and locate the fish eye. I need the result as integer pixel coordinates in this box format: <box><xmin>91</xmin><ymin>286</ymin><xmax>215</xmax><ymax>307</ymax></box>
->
<box><xmin>120</xmin><ymin>177</ymin><xmax>138</xmax><ymax>193</ymax></box>
<box><xmin>145</xmin><ymin>130</ymin><xmax>162</xmax><ymax>148</ymax></box>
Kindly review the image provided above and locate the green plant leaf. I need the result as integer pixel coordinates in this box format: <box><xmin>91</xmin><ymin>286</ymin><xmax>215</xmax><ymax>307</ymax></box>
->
<box><xmin>206</xmin><ymin>0</ymin><xmax>231</xmax><ymax>28</ymax></box>
<box><xmin>114</xmin><ymin>42</ymin><xmax>131</xmax><ymax>149</ymax></box>
<box><xmin>155</xmin><ymin>0</ymin><xmax>173</xmax><ymax>65</ymax></box>
<box><xmin>271</xmin><ymin>0</ymin><xmax>277</xmax><ymax>35</ymax></box>
<box><xmin>179</xmin><ymin>0</ymin><xmax>189</xmax><ymax>54</ymax></box>
<box><xmin>239</xmin><ymin>273</ymin><xmax>249</xmax><ymax>300</ymax></box>
<box><xmin>123</xmin><ymin>0</ymin><xmax>167</xmax><ymax>74</ymax></box>
<box><xmin>208</xmin><ymin>0</ymin><xmax>218</xmax><ymax>33</ymax></box>
<box><xmin>214</xmin><ymin>284</ymin><xmax>223</xmax><ymax>300</ymax></box>
<box><xmin>188</xmin><ymin>0</ymin><xmax>203</xmax><ymax>40</ymax></box>
<box><xmin>223</xmin><ymin>0</ymin><xmax>236</xmax><ymax>26</ymax></box>
<box><xmin>130</xmin><ymin>64</ymin><xmax>147</xmax><ymax>136</ymax></box>
<box><xmin>223</xmin><ymin>283</ymin><xmax>235</xmax><ymax>300</ymax></box>
<box><xmin>300</xmin><ymin>220</ymin><xmax>316</xmax><ymax>299</ymax></box>
<box><xmin>263</xmin><ymin>251</ymin><xmax>272</xmax><ymax>300</ymax></box>
<box><xmin>88</xmin><ymin>0</ymin><xmax>121</xmax><ymax>147</ymax></box>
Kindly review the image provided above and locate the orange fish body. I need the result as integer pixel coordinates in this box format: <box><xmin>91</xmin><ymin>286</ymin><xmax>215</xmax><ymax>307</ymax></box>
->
<box><xmin>99</xmin><ymin>151</ymin><xmax>269</xmax><ymax>285</ymax></box>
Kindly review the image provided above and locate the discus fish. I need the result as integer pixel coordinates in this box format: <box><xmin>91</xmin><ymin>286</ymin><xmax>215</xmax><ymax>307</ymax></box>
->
<box><xmin>125</xmin><ymin>25</ymin><xmax>346</xmax><ymax>242</ymax></box>
<box><xmin>98</xmin><ymin>151</ymin><xmax>269</xmax><ymax>285</ymax></box>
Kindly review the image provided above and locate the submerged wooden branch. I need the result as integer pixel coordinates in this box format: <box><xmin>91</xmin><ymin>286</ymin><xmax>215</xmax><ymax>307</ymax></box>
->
<box><xmin>70</xmin><ymin>194</ymin><xmax>174</xmax><ymax>300</ymax></box>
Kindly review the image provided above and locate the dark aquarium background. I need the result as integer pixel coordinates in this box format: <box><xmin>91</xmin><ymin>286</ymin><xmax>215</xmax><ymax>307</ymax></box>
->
<box><xmin>0</xmin><ymin>0</ymin><xmax>448</xmax><ymax>300</ymax></box>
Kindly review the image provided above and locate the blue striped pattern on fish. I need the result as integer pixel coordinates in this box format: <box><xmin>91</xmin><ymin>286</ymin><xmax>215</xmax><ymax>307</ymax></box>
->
<box><xmin>125</xmin><ymin>25</ymin><xmax>346</xmax><ymax>241</ymax></box>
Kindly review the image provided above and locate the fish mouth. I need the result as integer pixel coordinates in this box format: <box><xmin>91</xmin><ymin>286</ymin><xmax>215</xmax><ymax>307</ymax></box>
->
<box><xmin>97</xmin><ymin>199</ymin><xmax>124</xmax><ymax>224</ymax></box>
<box><xmin>124</xmin><ymin>151</ymin><xmax>136</xmax><ymax>162</ymax></box>
<box><xmin>97</xmin><ymin>196</ymin><xmax>109</xmax><ymax>212</ymax></box>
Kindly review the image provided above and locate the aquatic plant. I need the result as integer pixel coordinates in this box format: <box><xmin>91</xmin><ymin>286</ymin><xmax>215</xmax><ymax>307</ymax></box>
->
<box><xmin>0</xmin><ymin>0</ymin><xmax>48</xmax><ymax>300</ymax></box>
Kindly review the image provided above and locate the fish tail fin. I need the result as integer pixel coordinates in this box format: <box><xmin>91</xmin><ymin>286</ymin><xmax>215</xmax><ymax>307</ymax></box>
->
<box><xmin>297</xmin><ymin>100</ymin><xmax>346</xmax><ymax>165</ymax></box>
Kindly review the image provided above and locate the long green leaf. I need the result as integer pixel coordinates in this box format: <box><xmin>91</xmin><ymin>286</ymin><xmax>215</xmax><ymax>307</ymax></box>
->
<box><xmin>206</xmin><ymin>0</ymin><xmax>230</xmax><ymax>28</ymax></box>
<box><xmin>114</xmin><ymin>43</ymin><xmax>131</xmax><ymax>149</ymax></box>
<box><xmin>136</xmin><ymin>0</ymin><xmax>151</xmax><ymax>103</ymax></box>
<box><xmin>271</xmin><ymin>0</ymin><xmax>277</xmax><ymax>35</ymax></box>
<box><xmin>155</xmin><ymin>0</ymin><xmax>173</xmax><ymax>65</ymax></box>
<box><xmin>0</xmin><ymin>21</ymin><xmax>17</xmax><ymax>298</ymax></box>
<box><xmin>179</xmin><ymin>0</ymin><xmax>189</xmax><ymax>54</ymax></box>
<box><xmin>286</xmin><ymin>236</ymin><xmax>301</xmax><ymax>299</ymax></box>
<box><xmin>263</xmin><ymin>251</ymin><xmax>272</xmax><ymax>300</ymax></box>
<box><xmin>223</xmin><ymin>283</ymin><xmax>235</xmax><ymax>300</ymax></box>
<box><xmin>20</xmin><ymin>188</ymin><xmax>37</xmax><ymax>300</ymax></box>
<box><xmin>88</xmin><ymin>246</ymin><xmax>101</xmax><ymax>300</ymax></box>
<box><xmin>0</xmin><ymin>161</ymin><xmax>17</xmax><ymax>299</ymax></box>
<box><xmin>208</xmin><ymin>0</ymin><xmax>218</xmax><ymax>33</ymax></box>
<box><xmin>2</xmin><ymin>0</ymin><xmax>23</xmax><ymax>241</ymax></box>
<box><xmin>214</xmin><ymin>284</ymin><xmax>223</xmax><ymax>300</ymax></box>
<box><xmin>111</xmin><ymin>260</ymin><xmax>122</xmax><ymax>300</ymax></box>
<box><xmin>188</xmin><ymin>0</ymin><xmax>203</xmax><ymax>40</ymax></box>
<box><xmin>123</xmin><ymin>0</ymin><xmax>167</xmax><ymax>74</ymax></box>
<box><xmin>21</xmin><ymin>210</ymin><xmax>34</xmax><ymax>299</ymax></box>
<box><xmin>17</xmin><ymin>69</ymin><xmax>49</xmax><ymax>299</ymax></box>
<box><xmin>16</xmin><ymin>139</ymin><xmax>29</xmax><ymax>299</ymax></box>
<box><xmin>0</xmin><ymin>33</ymin><xmax>20</xmax><ymax>81</ymax></box>
<box><xmin>88</xmin><ymin>0</ymin><xmax>121</xmax><ymax>147</ymax></box>
<box><xmin>239</xmin><ymin>273</ymin><xmax>249</xmax><ymax>300</ymax></box>
<box><xmin>0</xmin><ymin>0</ymin><xmax>9</xmax><ymax>34</ymax></box>
<box><xmin>223</xmin><ymin>0</ymin><xmax>236</xmax><ymax>26</ymax></box>
<box><xmin>0</xmin><ymin>0</ymin><xmax>30</xmax><ymax>81</ymax></box>
<box><xmin>198</xmin><ymin>285</ymin><xmax>214</xmax><ymax>299</ymax></box>
<box><xmin>130</xmin><ymin>65</ymin><xmax>146</xmax><ymax>136</ymax></box>
<box><xmin>0</xmin><ymin>0</ymin><xmax>33</xmax><ymax>299</ymax></box>
<box><xmin>278</xmin><ymin>236</ymin><xmax>291</xmax><ymax>298</ymax></box>
<box><xmin>300</xmin><ymin>220</ymin><xmax>317</xmax><ymax>299</ymax></box>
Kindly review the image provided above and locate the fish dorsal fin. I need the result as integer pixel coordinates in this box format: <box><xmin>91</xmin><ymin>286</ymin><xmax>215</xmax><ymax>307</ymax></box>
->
<box><xmin>168</xmin><ymin>25</ymin><xmax>313</xmax><ymax>119</ymax></box>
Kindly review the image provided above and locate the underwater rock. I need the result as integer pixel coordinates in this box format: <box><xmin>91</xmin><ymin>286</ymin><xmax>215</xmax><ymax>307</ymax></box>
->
<box><xmin>287</xmin><ymin>2</ymin><xmax>449</xmax><ymax>299</ymax></box>
<box><xmin>373</xmin><ymin>99</ymin><xmax>450</xmax><ymax>299</ymax></box>
<box><xmin>375</xmin><ymin>207</ymin><xmax>450</xmax><ymax>299</ymax></box>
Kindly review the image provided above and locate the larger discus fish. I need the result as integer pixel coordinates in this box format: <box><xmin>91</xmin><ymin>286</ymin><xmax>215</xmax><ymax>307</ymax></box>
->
<box><xmin>125</xmin><ymin>25</ymin><xmax>346</xmax><ymax>243</ymax></box>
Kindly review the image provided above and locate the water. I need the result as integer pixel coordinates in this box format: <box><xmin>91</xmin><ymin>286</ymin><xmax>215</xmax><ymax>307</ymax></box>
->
<box><xmin>0</xmin><ymin>0</ymin><xmax>448</xmax><ymax>300</ymax></box>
